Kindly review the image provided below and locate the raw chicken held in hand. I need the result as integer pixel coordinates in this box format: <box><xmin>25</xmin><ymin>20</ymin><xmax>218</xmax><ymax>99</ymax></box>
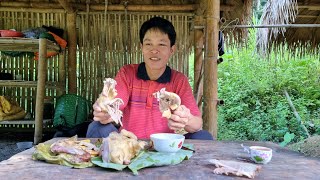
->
<box><xmin>153</xmin><ymin>88</ymin><xmax>181</xmax><ymax>119</ymax></box>
<box><xmin>96</xmin><ymin>78</ymin><xmax>124</xmax><ymax>126</ymax></box>
<box><xmin>154</xmin><ymin>88</ymin><xmax>187</xmax><ymax>134</ymax></box>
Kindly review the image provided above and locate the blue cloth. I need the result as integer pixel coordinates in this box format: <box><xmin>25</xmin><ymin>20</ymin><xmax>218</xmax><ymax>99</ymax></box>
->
<box><xmin>86</xmin><ymin>121</ymin><xmax>214</xmax><ymax>140</ymax></box>
<box><xmin>184</xmin><ymin>130</ymin><xmax>214</xmax><ymax>140</ymax></box>
<box><xmin>86</xmin><ymin>121</ymin><xmax>118</xmax><ymax>138</ymax></box>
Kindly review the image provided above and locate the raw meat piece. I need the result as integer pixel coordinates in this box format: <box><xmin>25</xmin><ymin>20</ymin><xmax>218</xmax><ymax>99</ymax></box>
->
<box><xmin>209</xmin><ymin>159</ymin><xmax>262</xmax><ymax>179</ymax></box>
<box><xmin>100</xmin><ymin>129</ymin><xmax>147</xmax><ymax>164</ymax></box>
<box><xmin>154</xmin><ymin>88</ymin><xmax>187</xmax><ymax>134</ymax></box>
<box><xmin>153</xmin><ymin>88</ymin><xmax>181</xmax><ymax>119</ymax></box>
<box><xmin>96</xmin><ymin>78</ymin><xmax>124</xmax><ymax>126</ymax></box>
<box><xmin>50</xmin><ymin>136</ymin><xmax>99</xmax><ymax>163</ymax></box>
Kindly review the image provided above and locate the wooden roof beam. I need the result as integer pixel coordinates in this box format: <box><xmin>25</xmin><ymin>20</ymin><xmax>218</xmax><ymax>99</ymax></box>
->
<box><xmin>297</xmin><ymin>15</ymin><xmax>320</xmax><ymax>18</ymax></box>
<box><xmin>57</xmin><ymin>0</ymin><xmax>74</xmax><ymax>13</ymax></box>
<box><xmin>298</xmin><ymin>5</ymin><xmax>320</xmax><ymax>10</ymax></box>
<box><xmin>0</xmin><ymin>1</ymin><xmax>235</xmax><ymax>12</ymax></box>
<box><xmin>313</xmin><ymin>14</ymin><xmax>320</xmax><ymax>24</ymax></box>
<box><xmin>0</xmin><ymin>1</ymin><xmax>60</xmax><ymax>9</ymax></box>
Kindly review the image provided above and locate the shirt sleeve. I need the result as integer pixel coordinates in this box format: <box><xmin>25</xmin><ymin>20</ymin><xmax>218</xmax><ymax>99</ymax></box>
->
<box><xmin>114</xmin><ymin>65</ymin><xmax>132</xmax><ymax>110</ymax></box>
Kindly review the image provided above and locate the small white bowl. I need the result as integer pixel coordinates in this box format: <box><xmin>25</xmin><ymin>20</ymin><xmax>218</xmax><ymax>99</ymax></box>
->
<box><xmin>150</xmin><ymin>133</ymin><xmax>185</xmax><ymax>153</ymax></box>
<box><xmin>248</xmin><ymin>146</ymin><xmax>272</xmax><ymax>164</ymax></box>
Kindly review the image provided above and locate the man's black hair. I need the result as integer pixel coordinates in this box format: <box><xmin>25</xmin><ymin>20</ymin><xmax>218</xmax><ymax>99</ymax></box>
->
<box><xmin>139</xmin><ymin>16</ymin><xmax>176</xmax><ymax>47</ymax></box>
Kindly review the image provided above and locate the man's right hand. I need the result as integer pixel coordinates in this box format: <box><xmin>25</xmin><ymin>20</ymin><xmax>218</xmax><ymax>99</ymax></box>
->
<box><xmin>92</xmin><ymin>101</ymin><xmax>113</xmax><ymax>124</ymax></box>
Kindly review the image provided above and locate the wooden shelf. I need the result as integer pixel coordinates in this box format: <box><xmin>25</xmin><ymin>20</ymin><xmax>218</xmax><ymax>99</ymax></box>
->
<box><xmin>0</xmin><ymin>37</ymin><xmax>61</xmax><ymax>144</ymax></box>
<box><xmin>0</xmin><ymin>119</ymin><xmax>53</xmax><ymax>126</ymax></box>
<box><xmin>0</xmin><ymin>80</ymin><xmax>64</xmax><ymax>90</ymax></box>
<box><xmin>0</xmin><ymin>37</ymin><xmax>60</xmax><ymax>52</ymax></box>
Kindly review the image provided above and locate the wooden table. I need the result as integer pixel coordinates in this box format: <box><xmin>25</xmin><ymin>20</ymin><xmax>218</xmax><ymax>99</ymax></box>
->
<box><xmin>0</xmin><ymin>139</ymin><xmax>319</xmax><ymax>179</ymax></box>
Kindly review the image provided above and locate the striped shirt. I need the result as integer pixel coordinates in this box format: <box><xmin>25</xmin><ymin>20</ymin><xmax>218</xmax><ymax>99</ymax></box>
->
<box><xmin>115</xmin><ymin>63</ymin><xmax>200</xmax><ymax>139</ymax></box>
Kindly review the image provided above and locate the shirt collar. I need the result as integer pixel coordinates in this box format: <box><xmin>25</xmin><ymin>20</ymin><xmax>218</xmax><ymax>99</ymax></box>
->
<box><xmin>137</xmin><ymin>62</ymin><xmax>171</xmax><ymax>83</ymax></box>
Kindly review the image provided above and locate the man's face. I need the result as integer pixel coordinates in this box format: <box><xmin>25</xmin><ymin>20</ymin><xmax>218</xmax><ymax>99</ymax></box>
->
<box><xmin>141</xmin><ymin>29</ymin><xmax>176</xmax><ymax>75</ymax></box>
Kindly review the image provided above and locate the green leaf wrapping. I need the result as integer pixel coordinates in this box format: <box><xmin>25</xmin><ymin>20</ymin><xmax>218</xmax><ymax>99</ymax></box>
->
<box><xmin>32</xmin><ymin>143</ymin><xmax>93</xmax><ymax>168</ymax></box>
<box><xmin>91</xmin><ymin>144</ymin><xmax>194</xmax><ymax>175</ymax></box>
<box><xmin>91</xmin><ymin>156</ymin><xmax>127</xmax><ymax>170</ymax></box>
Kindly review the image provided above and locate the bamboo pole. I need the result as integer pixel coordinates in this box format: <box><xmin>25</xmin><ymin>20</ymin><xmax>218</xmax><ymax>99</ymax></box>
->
<box><xmin>57</xmin><ymin>0</ymin><xmax>74</xmax><ymax>13</ymax></box>
<box><xmin>203</xmin><ymin>0</ymin><xmax>219</xmax><ymax>138</ymax></box>
<box><xmin>34</xmin><ymin>38</ymin><xmax>47</xmax><ymax>144</ymax></box>
<box><xmin>0</xmin><ymin>7</ymin><xmax>65</xmax><ymax>13</ymax></box>
<box><xmin>58</xmin><ymin>53</ymin><xmax>66</xmax><ymax>95</ymax></box>
<box><xmin>284</xmin><ymin>90</ymin><xmax>310</xmax><ymax>138</ymax></box>
<box><xmin>67</xmin><ymin>13</ymin><xmax>77</xmax><ymax>94</ymax></box>
<box><xmin>225</xmin><ymin>24</ymin><xmax>320</xmax><ymax>28</ymax></box>
<box><xmin>79</xmin><ymin>14</ymin><xmax>85</xmax><ymax>96</ymax></box>
<box><xmin>194</xmin><ymin>24</ymin><xmax>320</xmax><ymax>29</ymax></box>
<box><xmin>89</xmin><ymin>4</ymin><xmax>197</xmax><ymax>11</ymax></box>
<box><xmin>0</xmin><ymin>1</ymin><xmax>60</xmax><ymax>9</ymax></box>
<box><xmin>0</xmin><ymin>2</ymin><xmax>235</xmax><ymax>12</ymax></box>
<box><xmin>193</xmin><ymin>15</ymin><xmax>204</xmax><ymax>110</ymax></box>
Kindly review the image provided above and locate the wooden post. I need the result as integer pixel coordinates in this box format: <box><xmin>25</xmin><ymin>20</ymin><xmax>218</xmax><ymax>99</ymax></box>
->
<box><xmin>67</xmin><ymin>13</ymin><xmax>77</xmax><ymax>94</ymax></box>
<box><xmin>34</xmin><ymin>38</ymin><xmax>47</xmax><ymax>144</ymax></box>
<box><xmin>57</xmin><ymin>0</ymin><xmax>75</xmax><ymax>94</ymax></box>
<box><xmin>203</xmin><ymin>0</ymin><xmax>219</xmax><ymax>138</ymax></box>
<box><xmin>58</xmin><ymin>53</ymin><xmax>66</xmax><ymax>96</ymax></box>
<box><xmin>193</xmin><ymin>15</ymin><xmax>204</xmax><ymax>110</ymax></box>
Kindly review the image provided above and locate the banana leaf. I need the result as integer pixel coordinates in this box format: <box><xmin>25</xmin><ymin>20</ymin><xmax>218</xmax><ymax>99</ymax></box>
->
<box><xmin>91</xmin><ymin>144</ymin><xmax>194</xmax><ymax>175</ymax></box>
<box><xmin>32</xmin><ymin>143</ymin><xmax>93</xmax><ymax>168</ymax></box>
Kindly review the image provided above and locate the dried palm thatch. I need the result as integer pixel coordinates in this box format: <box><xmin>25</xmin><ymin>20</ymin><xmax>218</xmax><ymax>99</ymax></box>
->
<box><xmin>257</xmin><ymin>0</ymin><xmax>320</xmax><ymax>57</ymax></box>
<box><xmin>256</xmin><ymin>0</ymin><xmax>298</xmax><ymax>56</ymax></box>
<box><xmin>219</xmin><ymin>0</ymin><xmax>254</xmax><ymax>47</ymax></box>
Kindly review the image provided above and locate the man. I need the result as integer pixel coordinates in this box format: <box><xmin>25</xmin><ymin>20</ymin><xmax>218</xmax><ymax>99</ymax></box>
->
<box><xmin>86</xmin><ymin>16</ymin><xmax>213</xmax><ymax>140</ymax></box>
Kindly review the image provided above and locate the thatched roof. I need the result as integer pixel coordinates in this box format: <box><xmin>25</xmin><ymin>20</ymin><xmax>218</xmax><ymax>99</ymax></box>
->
<box><xmin>257</xmin><ymin>0</ymin><xmax>320</xmax><ymax>56</ymax></box>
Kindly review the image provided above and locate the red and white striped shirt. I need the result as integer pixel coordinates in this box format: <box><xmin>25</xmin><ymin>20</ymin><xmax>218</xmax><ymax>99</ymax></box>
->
<box><xmin>115</xmin><ymin>63</ymin><xmax>200</xmax><ymax>139</ymax></box>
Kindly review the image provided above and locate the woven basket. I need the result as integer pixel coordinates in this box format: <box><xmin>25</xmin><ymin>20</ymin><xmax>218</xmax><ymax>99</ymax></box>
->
<box><xmin>53</xmin><ymin>94</ymin><xmax>90</xmax><ymax>129</ymax></box>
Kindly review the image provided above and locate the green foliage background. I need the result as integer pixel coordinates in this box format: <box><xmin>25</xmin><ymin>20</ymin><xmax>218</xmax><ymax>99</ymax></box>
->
<box><xmin>189</xmin><ymin>30</ymin><xmax>320</xmax><ymax>143</ymax></box>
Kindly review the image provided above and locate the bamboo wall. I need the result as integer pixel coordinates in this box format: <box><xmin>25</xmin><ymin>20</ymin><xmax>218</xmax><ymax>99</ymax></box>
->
<box><xmin>77</xmin><ymin>11</ymin><xmax>193</xmax><ymax>101</ymax></box>
<box><xmin>0</xmin><ymin>10</ymin><xmax>193</xmax><ymax>116</ymax></box>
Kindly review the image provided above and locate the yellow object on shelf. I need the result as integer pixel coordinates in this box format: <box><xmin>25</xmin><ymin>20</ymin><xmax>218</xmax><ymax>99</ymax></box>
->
<box><xmin>0</xmin><ymin>96</ymin><xmax>26</xmax><ymax>121</ymax></box>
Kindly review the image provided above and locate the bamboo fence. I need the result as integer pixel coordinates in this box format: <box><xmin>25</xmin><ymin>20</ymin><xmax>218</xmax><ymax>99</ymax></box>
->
<box><xmin>76</xmin><ymin>11</ymin><xmax>193</xmax><ymax>102</ymax></box>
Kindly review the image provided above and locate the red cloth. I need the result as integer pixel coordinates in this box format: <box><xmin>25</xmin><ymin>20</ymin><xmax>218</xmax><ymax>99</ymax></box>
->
<box><xmin>48</xmin><ymin>31</ymin><xmax>67</xmax><ymax>49</ymax></box>
<box><xmin>115</xmin><ymin>64</ymin><xmax>200</xmax><ymax>139</ymax></box>
<box><xmin>34</xmin><ymin>31</ymin><xmax>67</xmax><ymax>60</ymax></box>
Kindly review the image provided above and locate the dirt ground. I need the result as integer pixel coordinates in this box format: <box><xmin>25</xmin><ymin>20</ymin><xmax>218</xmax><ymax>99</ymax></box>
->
<box><xmin>288</xmin><ymin>135</ymin><xmax>320</xmax><ymax>158</ymax></box>
<box><xmin>0</xmin><ymin>132</ymin><xmax>55</xmax><ymax>162</ymax></box>
<box><xmin>0</xmin><ymin>132</ymin><xmax>31</xmax><ymax>161</ymax></box>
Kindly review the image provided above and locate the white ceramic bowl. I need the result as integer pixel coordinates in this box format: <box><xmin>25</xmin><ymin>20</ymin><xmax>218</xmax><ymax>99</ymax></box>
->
<box><xmin>150</xmin><ymin>133</ymin><xmax>185</xmax><ymax>153</ymax></box>
<box><xmin>249</xmin><ymin>146</ymin><xmax>272</xmax><ymax>164</ymax></box>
